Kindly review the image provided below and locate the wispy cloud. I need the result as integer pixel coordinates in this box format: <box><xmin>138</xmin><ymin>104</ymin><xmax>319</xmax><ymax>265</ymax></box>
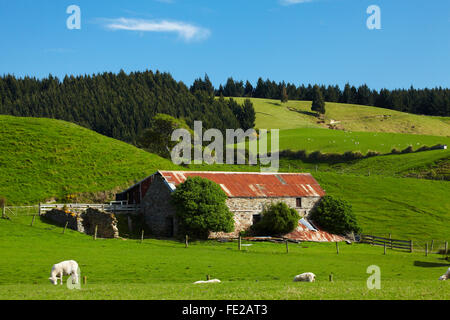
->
<box><xmin>102</xmin><ymin>18</ymin><xmax>211</xmax><ymax>42</ymax></box>
<box><xmin>279</xmin><ymin>0</ymin><xmax>314</xmax><ymax>5</ymax></box>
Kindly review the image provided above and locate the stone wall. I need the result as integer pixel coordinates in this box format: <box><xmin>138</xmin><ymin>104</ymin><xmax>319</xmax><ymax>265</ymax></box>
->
<box><xmin>140</xmin><ymin>175</ymin><xmax>322</xmax><ymax>239</ymax></box>
<box><xmin>141</xmin><ymin>174</ymin><xmax>178</xmax><ymax>237</ymax></box>
<box><xmin>43</xmin><ymin>208</ymin><xmax>119</xmax><ymax>238</ymax></box>
<box><xmin>211</xmin><ymin>197</ymin><xmax>321</xmax><ymax>238</ymax></box>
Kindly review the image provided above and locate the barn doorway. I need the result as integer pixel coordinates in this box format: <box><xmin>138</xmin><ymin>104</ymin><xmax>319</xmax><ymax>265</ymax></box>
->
<box><xmin>166</xmin><ymin>217</ymin><xmax>175</xmax><ymax>237</ymax></box>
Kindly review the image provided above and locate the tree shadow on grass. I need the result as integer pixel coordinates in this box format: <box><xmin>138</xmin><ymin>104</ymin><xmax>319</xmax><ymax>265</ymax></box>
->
<box><xmin>413</xmin><ymin>261</ymin><xmax>450</xmax><ymax>268</ymax></box>
<box><xmin>286</xmin><ymin>107</ymin><xmax>318</xmax><ymax>118</ymax></box>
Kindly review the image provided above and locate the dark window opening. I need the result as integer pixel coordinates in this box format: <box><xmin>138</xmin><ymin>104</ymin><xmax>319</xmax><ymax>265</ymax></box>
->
<box><xmin>296</xmin><ymin>198</ymin><xmax>302</xmax><ymax>208</ymax></box>
<box><xmin>253</xmin><ymin>214</ymin><xmax>262</xmax><ymax>225</ymax></box>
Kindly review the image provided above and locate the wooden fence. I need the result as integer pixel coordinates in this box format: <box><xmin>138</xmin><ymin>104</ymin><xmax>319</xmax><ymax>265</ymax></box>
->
<box><xmin>360</xmin><ymin>234</ymin><xmax>412</xmax><ymax>252</ymax></box>
<box><xmin>39</xmin><ymin>203</ymin><xmax>140</xmax><ymax>214</ymax></box>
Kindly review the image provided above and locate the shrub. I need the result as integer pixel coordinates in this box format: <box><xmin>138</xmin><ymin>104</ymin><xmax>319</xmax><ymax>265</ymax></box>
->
<box><xmin>253</xmin><ymin>202</ymin><xmax>300</xmax><ymax>236</ymax></box>
<box><xmin>401</xmin><ymin>146</ymin><xmax>414</xmax><ymax>154</ymax></box>
<box><xmin>391</xmin><ymin>148</ymin><xmax>401</xmax><ymax>154</ymax></box>
<box><xmin>310</xmin><ymin>195</ymin><xmax>361</xmax><ymax>235</ymax></box>
<box><xmin>170</xmin><ymin>177</ymin><xmax>234</xmax><ymax>239</ymax></box>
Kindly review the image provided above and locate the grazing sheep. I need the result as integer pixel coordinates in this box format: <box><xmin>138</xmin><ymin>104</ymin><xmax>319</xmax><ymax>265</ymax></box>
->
<box><xmin>193</xmin><ymin>279</ymin><xmax>221</xmax><ymax>284</ymax></box>
<box><xmin>293</xmin><ymin>272</ymin><xmax>316</xmax><ymax>282</ymax></box>
<box><xmin>439</xmin><ymin>267</ymin><xmax>450</xmax><ymax>281</ymax></box>
<box><xmin>49</xmin><ymin>260</ymin><xmax>79</xmax><ymax>285</ymax></box>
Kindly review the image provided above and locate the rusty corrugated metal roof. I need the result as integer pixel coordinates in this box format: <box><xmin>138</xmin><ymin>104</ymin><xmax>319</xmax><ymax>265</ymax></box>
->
<box><xmin>284</xmin><ymin>222</ymin><xmax>345</xmax><ymax>242</ymax></box>
<box><xmin>158</xmin><ymin>171</ymin><xmax>325</xmax><ymax>198</ymax></box>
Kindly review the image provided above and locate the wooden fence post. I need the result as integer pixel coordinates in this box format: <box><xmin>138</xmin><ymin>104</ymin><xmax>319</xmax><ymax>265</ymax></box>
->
<box><xmin>185</xmin><ymin>235</ymin><xmax>189</xmax><ymax>248</ymax></box>
<box><xmin>238</xmin><ymin>235</ymin><xmax>241</xmax><ymax>251</ymax></box>
<box><xmin>410</xmin><ymin>240</ymin><xmax>413</xmax><ymax>253</ymax></box>
<box><xmin>206</xmin><ymin>275</ymin><xmax>210</xmax><ymax>281</ymax></box>
<box><xmin>63</xmin><ymin>221</ymin><xmax>68</xmax><ymax>234</ymax></box>
<box><xmin>329</xmin><ymin>273</ymin><xmax>333</xmax><ymax>282</ymax></box>
<box><xmin>141</xmin><ymin>230</ymin><xmax>144</xmax><ymax>243</ymax></box>
<box><xmin>83</xmin><ymin>276</ymin><xmax>87</xmax><ymax>285</ymax></box>
<box><xmin>1</xmin><ymin>203</ymin><xmax>5</xmax><ymax>219</ymax></box>
<box><xmin>431</xmin><ymin>240</ymin><xmax>434</xmax><ymax>252</ymax></box>
<box><xmin>425</xmin><ymin>243</ymin><xmax>428</xmax><ymax>257</ymax></box>
<box><xmin>336</xmin><ymin>242</ymin><xmax>339</xmax><ymax>254</ymax></box>
<box><xmin>94</xmin><ymin>225</ymin><xmax>98</xmax><ymax>240</ymax></box>
<box><xmin>30</xmin><ymin>214</ymin><xmax>36</xmax><ymax>227</ymax></box>
<box><xmin>38</xmin><ymin>203</ymin><xmax>41</xmax><ymax>216</ymax></box>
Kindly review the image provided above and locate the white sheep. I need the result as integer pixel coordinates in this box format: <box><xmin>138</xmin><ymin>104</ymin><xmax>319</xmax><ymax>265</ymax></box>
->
<box><xmin>49</xmin><ymin>260</ymin><xmax>79</xmax><ymax>285</ymax></box>
<box><xmin>438</xmin><ymin>267</ymin><xmax>450</xmax><ymax>281</ymax></box>
<box><xmin>193</xmin><ymin>279</ymin><xmax>221</xmax><ymax>284</ymax></box>
<box><xmin>293</xmin><ymin>272</ymin><xmax>316</xmax><ymax>282</ymax></box>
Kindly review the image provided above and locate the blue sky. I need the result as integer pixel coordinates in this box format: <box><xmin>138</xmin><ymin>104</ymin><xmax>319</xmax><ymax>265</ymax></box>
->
<box><xmin>0</xmin><ymin>0</ymin><xmax>449</xmax><ymax>90</ymax></box>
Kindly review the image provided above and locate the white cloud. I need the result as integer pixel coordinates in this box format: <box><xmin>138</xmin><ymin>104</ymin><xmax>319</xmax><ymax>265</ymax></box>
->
<box><xmin>103</xmin><ymin>18</ymin><xmax>211</xmax><ymax>42</ymax></box>
<box><xmin>279</xmin><ymin>0</ymin><xmax>314</xmax><ymax>5</ymax></box>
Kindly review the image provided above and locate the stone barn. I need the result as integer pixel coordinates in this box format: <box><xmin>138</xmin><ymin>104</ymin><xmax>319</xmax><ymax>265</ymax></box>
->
<box><xmin>116</xmin><ymin>171</ymin><xmax>326</xmax><ymax>238</ymax></box>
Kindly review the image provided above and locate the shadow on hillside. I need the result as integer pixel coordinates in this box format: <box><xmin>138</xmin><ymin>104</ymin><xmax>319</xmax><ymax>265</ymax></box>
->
<box><xmin>286</xmin><ymin>107</ymin><xmax>317</xmax><ymax>118</ymax></box>
<box><xmin>267</xmin><ymin>102</ymin><xmax>281</xmax><ymax>107</ymax></box>
<box><xmin>413</xmin><ymin>261</ymin><xmax>450</xmax><ymax>268</ymax></box>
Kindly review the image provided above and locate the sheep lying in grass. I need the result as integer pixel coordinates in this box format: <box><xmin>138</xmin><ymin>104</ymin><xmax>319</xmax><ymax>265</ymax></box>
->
<box><xmin>293</xmin><ymin>272</ymin><xmax>316</xmax><ymax>282</ymax></box>
<box><xmin>49</xmin><ymin>260</ymin><xmax>79</xmax><ymax>285</ymax></box>
<box><xmin>194</xmin><ymin>279</ymin><xmax>221</xmax><ymax>284</ymax></box>
<box><xmin>439</xmin><ymin>267</ymin><xmax>450</xmax><ymax>281</ymax></box>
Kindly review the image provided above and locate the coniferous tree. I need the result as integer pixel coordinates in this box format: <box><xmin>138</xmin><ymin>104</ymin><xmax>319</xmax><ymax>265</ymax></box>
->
<box><xmin>311</xmin><ymin>85</ymin><xmax>326</xmax><ymax>115</ymax></box>
<box><xmin>280</xmin><ymin>84</ymin><xmax>288</xmax><ymax>103</ymax></box>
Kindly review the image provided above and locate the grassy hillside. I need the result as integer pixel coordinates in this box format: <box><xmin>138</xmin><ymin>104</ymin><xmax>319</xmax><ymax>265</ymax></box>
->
<box><xmin>230</xmin><ymin>97</ymin><xmax>450</xmax><ymax>136</ymax></box>
<box><xmin>263</xmin><ymin>128</ymin><xmax>450</xmax><ymax>154</ymax></box>
<box><xmin>0</xmin><ymin>115</ymin><xmax>179</xmax><ymax>205</ymax></box>
<box><xmin>1</xmin><ymin>115</ymin><xmax>449</xmax><ymax>242</ymax></box>
<box><xmin>0</xmin><ymin>217</ymin><xmax>448</xmax><ymax>300</ymax></box>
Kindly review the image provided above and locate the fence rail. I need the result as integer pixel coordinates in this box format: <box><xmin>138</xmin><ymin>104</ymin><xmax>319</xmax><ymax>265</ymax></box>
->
<box><xmin>360</xmin><ymin>234</ymin><xmax>412</xmax><ymax>252</ymax></box>
<box><xmin>39</xmin><ymin>203</ymin><xmax>140</xmax><ymax>213</ymax></box>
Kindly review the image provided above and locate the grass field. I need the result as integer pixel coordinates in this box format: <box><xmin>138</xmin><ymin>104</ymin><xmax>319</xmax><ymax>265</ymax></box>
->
<box><xmin>0</xmin><ymin>115</ymin><xmax>179</xmax><ymax>205</ymax></box>
<box><xmin>0</xmin><ymin>216</ymin><xmax>448</xmax><ymax>300</ymax></box>
<box><xmin>259</xmin><ymin>128</ymin><xmax>450</xmax><ymax>154</ymax></box>
<box><xmin>230</xmin><ymin>97</ymin><xmax>450</xmax><ymax>136</ymax></box>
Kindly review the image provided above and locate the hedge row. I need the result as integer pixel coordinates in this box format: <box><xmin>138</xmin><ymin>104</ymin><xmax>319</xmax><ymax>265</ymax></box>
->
<box><xmin>279</xmin><ymin>144</ymin><xmax>446</xmax><ymax>164</ymax></box>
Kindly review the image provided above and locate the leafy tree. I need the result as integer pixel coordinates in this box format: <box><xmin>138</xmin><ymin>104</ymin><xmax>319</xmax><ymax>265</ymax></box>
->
<box><xmin>311</xmin><ymin>85</ymin><xmax>326</xmax><ymax>115</ymax></box>
<box><xmin>253</xmin><ymin>202</ymin><xmax>300</xmax><ymax>236</ymax></box>
<box><xmin>310</xmin><ymin>195</ymin><xmax>361</xmax><ymax>235</ymax></box>
<box><xmin>138</xmin><ymin>113</ymin><xmax>192</xmax><ymax>158</ymax></box>
<box><xmin>170</xmin><ymin>177</ymin><xmax>235</xmax><ymax>239</ymax></box>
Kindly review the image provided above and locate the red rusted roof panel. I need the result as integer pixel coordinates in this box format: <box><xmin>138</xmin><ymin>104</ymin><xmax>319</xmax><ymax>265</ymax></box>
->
<box><xmin>284</xmin><ymin>223</ymin><xmax>345</xmax><ymax>242</ymax></box>
<box><xmin>159</xmin><ymin>171</ymin><xmax>325</xmax><ymax>198</ymax></box>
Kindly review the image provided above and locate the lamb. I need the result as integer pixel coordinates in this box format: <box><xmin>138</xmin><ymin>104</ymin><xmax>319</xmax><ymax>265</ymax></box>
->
<box><xmin>293</xmin><ymin>272</ymin><xmax>316</xmax><ymax>282</ymax></box>
<box><xmin>438</xmin><ymin>267</ymin><xmax>450</xmax><ymax>281</ymax></box>
<box><xmin>193</xmin><ymin>279</ymin><xmax>221</xmax><ymax>284</ymax></box>
<box><xmin>49</xmin><ymin>260</ymin><xmax>79</xmax><ymax>285</ymax></box>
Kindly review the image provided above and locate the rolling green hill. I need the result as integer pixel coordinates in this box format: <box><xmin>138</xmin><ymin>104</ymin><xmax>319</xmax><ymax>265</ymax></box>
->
<box><xmin>262</xmin><ymin>128</ymin><xmax>450</xmax><ymax>154</ymax></box>
<box><xmin>230</xmin><ymin>97</ymin><xmax>450</xmax><ymax>136</ymax></box>
<box><xmin>0</xmin><ymin>115</ymin><xmax>179</xmax><ymax>205</ymax></box>
<box><xmin>0</xmin><ymin>115</ymin><xmax>449</xmax><ymax>241</ymax></box>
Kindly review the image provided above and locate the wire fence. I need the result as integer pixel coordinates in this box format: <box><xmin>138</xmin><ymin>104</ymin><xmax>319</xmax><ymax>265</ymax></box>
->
<box><xmin>1</xmin><ymin>205</ymin><xmax>39</xmax><ymax>218</ymax></box>
<box><xmin>1</xmin><ymin>205</ymin><xmax>448</xmax><ymax>256</ymax></box>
